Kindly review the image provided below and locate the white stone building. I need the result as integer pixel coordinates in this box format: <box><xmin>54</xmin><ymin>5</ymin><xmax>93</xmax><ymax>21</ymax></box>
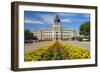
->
<box><xmin>34</xmin><ymin>15</ymin><xmax>77</xmax><ymax>40</ymax></box>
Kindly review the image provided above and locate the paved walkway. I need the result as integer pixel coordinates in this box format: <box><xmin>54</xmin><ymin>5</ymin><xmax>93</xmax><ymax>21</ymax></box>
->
<box><xmin>63</xmin><ymin>41</ymin><xmax>90</xmax><ymax>50</ymax></box>
<box><xmin>24</xmin><ymin>41</ymin><xmax>52</xmax><ymax>55</ymax></box>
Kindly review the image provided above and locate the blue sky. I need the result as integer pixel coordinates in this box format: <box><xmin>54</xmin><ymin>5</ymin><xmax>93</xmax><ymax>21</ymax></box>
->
<box><xmin>24</xmin><ymin>11</ymin><xmax>90</xmax><ymax>31</ymax></box>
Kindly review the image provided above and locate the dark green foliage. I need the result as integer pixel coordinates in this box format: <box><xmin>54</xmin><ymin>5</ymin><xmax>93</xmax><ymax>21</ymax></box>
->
<box><xmin>25</xmin><ymin>29</ymin><xmax>31</xmax><ymax>39</ymax></box>
<box><xmin>24</xmin><ymin>29</ymin><xmax>37</xmax><ymax>40</ymax></box>
<box><xmin>79</xmin><ymin>21</ymin><xmax>90</xmax><ymax>36</ymax></box>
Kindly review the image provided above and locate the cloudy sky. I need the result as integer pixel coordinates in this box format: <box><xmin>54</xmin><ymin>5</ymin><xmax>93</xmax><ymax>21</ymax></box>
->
<box><xmin>24</xmin><ymin>11</ymin><xmax>90</xmax><ymax>31</ymax></box>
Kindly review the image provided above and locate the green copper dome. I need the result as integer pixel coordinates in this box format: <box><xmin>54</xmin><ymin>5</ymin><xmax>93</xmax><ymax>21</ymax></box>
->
<box><xmin>54</xmin><ymin>15</ymin><xmax>60</xmax><ymax>22</ymax></box>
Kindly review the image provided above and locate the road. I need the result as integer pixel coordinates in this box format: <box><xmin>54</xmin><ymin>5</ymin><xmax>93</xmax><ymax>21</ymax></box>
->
<box><xmin>24</xmin><ymin>40</ymin><xmax>90</xmax><ymax>55</ymax></box>
<box><xmin>63</xmin><ymin>41</ymin><xmax>90</xmax><ymax>50</ymax></box>
<box><xmin>24</xmin><ymin>41</ymin><xmax>52</xmax><ymax>55</ymax></box>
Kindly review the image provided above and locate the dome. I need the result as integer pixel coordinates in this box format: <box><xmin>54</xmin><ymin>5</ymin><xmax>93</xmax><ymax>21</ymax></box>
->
<box><xmin>54</xmin><ymin>15</ymin><xmax>60</xmax><ymax>22</ymax></box>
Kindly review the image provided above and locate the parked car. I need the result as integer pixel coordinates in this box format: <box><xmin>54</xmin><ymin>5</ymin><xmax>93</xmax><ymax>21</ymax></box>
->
<box><xmin>25</xmin><ymin>39</ymin><xmax>33</xmax><ymax>43</ymax></box>
<box><xmin>82</xmin><ymin>38</ymin><xmax>89</xmax><ymax>41</ymax></box>
<box><xmin>32</xmin><ymin>39</ymin><xmax>39</xmax><ymax>42</ymax></box>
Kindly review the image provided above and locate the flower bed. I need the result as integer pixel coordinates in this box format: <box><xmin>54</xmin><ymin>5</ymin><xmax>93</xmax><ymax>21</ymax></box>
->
<box><xmin>63</xmin><ymin>44</ymin><xmax>90</xmax><ymax>59</ymax></box>
<box><xmin>24</xmin><ymin>41</ymin><xmax>90</xmax><ymax>61</ymax></box>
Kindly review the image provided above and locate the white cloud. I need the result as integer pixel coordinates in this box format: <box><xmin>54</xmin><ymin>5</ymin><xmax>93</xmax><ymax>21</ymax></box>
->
<box><xmin>61</xmin><ymin>18</ymin><xmax>72</xmax><ymax>22</ymax></box>
<box><xmin>74</xmin><ymin>18</ymin><xmax>89</xmax><ymax>22</ymax></box>
<box><xmin>57</xmin><ymin>13</ymin><xmax>77</xmax><ymax>17</ymax></box>
<box><xmin>39</xmin><ymin>13</ymin><xmax>73</xmax><ymax>24</ymax></box>
<box><xmin>40</xmin><ymin>14</ymin><xmax>55</xmax><ymax>24</ymax></box>
<box><xmin>24</xmin><ymin>18</ymin><xmax>44</xmax><ymax>24</ymax></box>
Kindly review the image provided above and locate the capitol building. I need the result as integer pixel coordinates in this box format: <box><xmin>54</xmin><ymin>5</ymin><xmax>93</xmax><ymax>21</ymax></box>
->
<box><xmin>34</xmin><ymin>15</ymin><xmax>77</xmax><ymax>40</ymax></box>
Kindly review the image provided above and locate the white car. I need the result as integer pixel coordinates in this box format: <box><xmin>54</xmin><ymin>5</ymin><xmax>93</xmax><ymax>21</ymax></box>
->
<box><xmin>82</xmin><ymin>38</ymin><xmax>89</xmax><ymax>41</ymax></box>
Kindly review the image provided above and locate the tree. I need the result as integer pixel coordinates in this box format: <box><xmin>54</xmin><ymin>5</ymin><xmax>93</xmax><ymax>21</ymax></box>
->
<box><xmin>79</xmin><ymin>21</ymin><xmax>90</xmax><ymax>36</ymax></box>
<box><xmin>32</xmin><ymin>33</ymin><xmax>37</xmax><ymax>40</ymax></box>
<box><xmin>24</xmin><ymin>29</ymin><xmax>37</xmax><ymax>40</ymax></box>
<box><xmin>25</xmin><ymin>29</ymin><xmax>31</xmax><ymax>39</ymax></box>
<box><xmin>79</xmin><ymin>21</ymin><xmax>90</xmax><ymax>40</ymax></box>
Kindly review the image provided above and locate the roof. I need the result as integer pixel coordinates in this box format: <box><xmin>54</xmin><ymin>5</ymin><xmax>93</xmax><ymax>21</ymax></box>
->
<box><xmin>54</xmin><ymin>15</ymin><xmax>60</xmax><ymax>22</ymax></box>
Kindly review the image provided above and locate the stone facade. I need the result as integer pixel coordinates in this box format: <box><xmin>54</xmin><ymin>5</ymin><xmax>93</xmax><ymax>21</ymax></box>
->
<box><xmin>34</xmin><ymin>15</ymin><xmax>77</xmax><ymax>40</ymax></box>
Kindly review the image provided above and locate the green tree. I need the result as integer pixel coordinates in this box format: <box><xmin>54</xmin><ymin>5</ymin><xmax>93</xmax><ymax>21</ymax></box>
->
<box><xmin>79</xmin><ymin>21</ymin><xmax>90</xmax><ymax>41</ymax></box>
<box><xmin>32</xmin><ymin>33</ymin><xmax>37</xmax><ymax>40</ymax></box>
<box><xmin>79</xmin><ymin>21</ymin><xmax>90</xmax><ymax>36</ymax></box>
<box><xmin>25</xmin><ymin>29</ymin><xmax>31</xmax><ymax>39</ymax></box>
<box><xmin>24</xmin><ymin>29</ymin><xmax>37</xmax><ymax>40</ymax></box>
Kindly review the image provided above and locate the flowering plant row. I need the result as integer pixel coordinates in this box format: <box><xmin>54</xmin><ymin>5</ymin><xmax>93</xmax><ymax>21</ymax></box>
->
<box><xmin>24</xmin><ymin>41</ymin><xmax>90</xmax><ymax>61</ymax></box>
